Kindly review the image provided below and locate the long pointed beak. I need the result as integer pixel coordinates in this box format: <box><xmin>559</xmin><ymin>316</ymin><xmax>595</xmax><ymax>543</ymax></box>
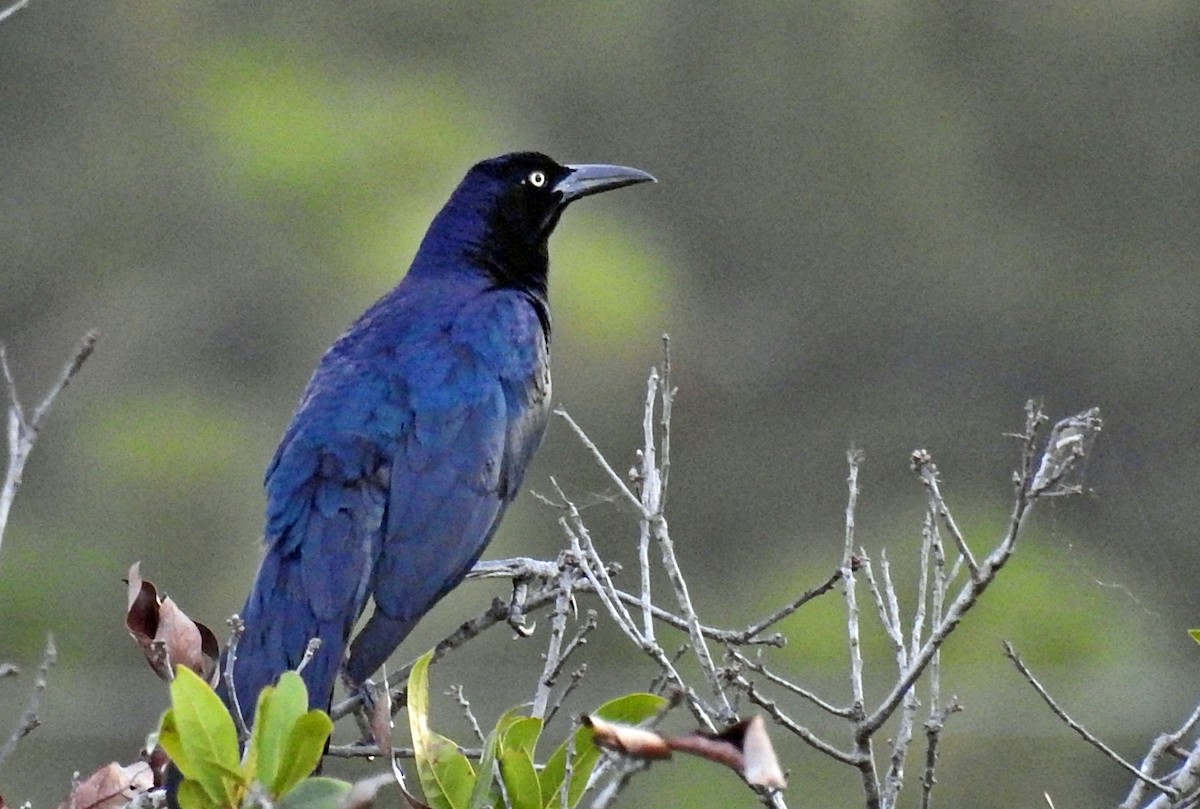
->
<box><xmin>554</xmin><ymin>163</ymin><xmax>657</xmax><ymax>204</ymax></box>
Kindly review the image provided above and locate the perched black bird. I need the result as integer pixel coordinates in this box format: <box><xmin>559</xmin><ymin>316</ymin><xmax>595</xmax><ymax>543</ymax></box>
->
<box><xmin>224</xmin><ymin>152</ymin><xmax>655</xmax><ymax>721</ymax></box>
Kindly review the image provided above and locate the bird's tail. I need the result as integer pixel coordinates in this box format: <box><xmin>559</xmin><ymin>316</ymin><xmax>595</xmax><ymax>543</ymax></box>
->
<box><xmin>217</xmin><ymin>547</ymin><xmax>354</xmax><ymax>726</ymax></box>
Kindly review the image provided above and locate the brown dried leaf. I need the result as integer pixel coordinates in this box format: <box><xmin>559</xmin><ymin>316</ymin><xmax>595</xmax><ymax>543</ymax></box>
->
<box><xmin>666</xmin><ymin>731</ymin><xmax>743</xmax><ymax>770</ymax></box>
<box><xmin>669</xmin><ymin>716</ymin><xmax>786</xmax><ymax>789</ymax></box>
<box><xmin>739</xmin><ymin>715</ymin><xmax>786</xmax><ymax>789</ymax></box>
<box><xmin>124</xmin><ymin>562</ymin><xmax>219</xmax><ymax>683</ymax></box>
<box><xmin>58</xmin><ymin>761</ymin><xmax>154</xmax><ymax>809</ymax></box>
<box><xmin>581</xmin><ymin>714</ymin><xmax>673</xmax><ymax>759</ymax></box>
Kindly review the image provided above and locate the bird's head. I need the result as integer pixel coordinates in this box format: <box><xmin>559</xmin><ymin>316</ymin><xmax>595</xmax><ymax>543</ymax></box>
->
<box><xmin>417</xmin><ymin>152</ymin><xmax>655</xmax><ymax>293</ymax></box>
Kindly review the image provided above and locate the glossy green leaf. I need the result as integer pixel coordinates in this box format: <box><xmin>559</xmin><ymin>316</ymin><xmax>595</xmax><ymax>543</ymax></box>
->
<box><xmin>272</xmin><ymin>710</ymin><xmax>335</xmax><ymax>798</ymax></box>
<box><xmin>169</xmin><ymin>666</ymin><xmax>243</xmax><ymax>807</ymax></box>
<box><xmin>501</xmin><ymin>717</ymin><xmax>543</xmax><ymax>759</ymax></box>
<box><xmin>407</xmin><ymin>651</ymin><xmax>475</xmax><ymax>809</ymax></box>
<box><xmin>540</xmin><ymin>693</ymin><xmax>667</xmax><ymax>809</ymax></box>
<box><xmin>177</xmin><ymin>778</ymin><xmax>221</xmax><ymax>809</ymax></box>
<box><xmin>1190</xmin><ymin>629</ymin><xmax>1200</xmax><ymax>645</ymax></box>
<box><xmin>499</xmin><ymin>745</ymin><xmax>541</xmax><ymax>809</ymax></box>
<box><xmin>246</xmin><ymin>671</ymin><xmax>310</xmax><ymax>792</ymax></box>
<box><xmin>158</xmin><ymin>709</ymin><xmax>189</xmax><ymax>776</ymax></box>
<box><xmin>277</xmin><ymin>777</ymin><xmax>353</xmax><ymax>809</ymax></box>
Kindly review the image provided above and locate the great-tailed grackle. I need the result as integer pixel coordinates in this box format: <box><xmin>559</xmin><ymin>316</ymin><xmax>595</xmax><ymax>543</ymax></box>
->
<box><xmin>223</xmin><ymin>152</ymin><xmax>655</xmax><ymax>723</ymax></box>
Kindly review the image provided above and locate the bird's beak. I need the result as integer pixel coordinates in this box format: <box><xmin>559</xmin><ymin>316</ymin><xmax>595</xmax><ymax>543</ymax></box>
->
<box><xmin>555</xmin><ymin>163</ymin><xmax>657</xmax><ymax>204</ymax></box>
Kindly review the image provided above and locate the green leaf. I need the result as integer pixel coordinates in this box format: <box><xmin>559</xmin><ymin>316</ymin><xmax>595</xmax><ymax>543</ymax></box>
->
<box><xmin>499</xmin><ymin>716</ymin><xmax>544</xmax><ymax>809</ymax></box>
<box><xmin>465</xmin><ymin>718</ymin><xmax>503</xmax><ymax>809</ymax></box>
<box><xmin>177</xmin><ymin>778</ymin><xmax>221</xmax><ymax>809</ymax></box>
<box><xmin>498</xmin><ymin>746</ymin><xmax>541</xmax><ymax>809</ymax></box>
<box><xmin>1190</xmin><ymin>629</ymin><xmax>1200</xmax><ymax>645</ymax></box>
<box><xmin>272</xmin><ymin>709</ymin><xmax>335</xmax><ymax>798</ymax></box>
<box><xmin>246</xmin><ymin>671</ymin><xmax>310</xmax><ymax>791</ymax></box>
<box><xmin>158</xmin><ymin>709</ymin><xmax>190</xmax><ymax>776</ymax></box>
<box><xmin>277</xmin><ymin>778</ymin><xmax>353</xmax><ymax>809</ymax></box>
<box><xmin>501</xmin><ymin>717</ymin><xmax>543</xmax><ymax>759</ymax></box>
<box><xmin>540</xmin><ymin>693</ymin><xmax>667</xmax><ymax>809</ymax></box>
<box><xmin>407</xmin><ymin>651</ymin><xmax>475</xmax><ymax>809</ymax></box>
<box><xmin>169</xmin><ymin>667</ymin><xmax>243</xmax><ymax>807</ymax></box>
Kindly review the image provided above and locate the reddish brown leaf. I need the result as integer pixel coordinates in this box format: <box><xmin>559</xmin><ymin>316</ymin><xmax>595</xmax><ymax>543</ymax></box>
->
<box><xmin>58</xmin><ymin>761</ymin><xmax>154</xmax><ymax>809</ymax></box>
<box><xmin>581</xmin><ymin>714</ymin><xmax>673</xmax><ymax>759</ymax></box>
<box><xmin>669</xmin><ymin>716</ymin><xmax>786</xmax><ymax>789</ymax></box>
<box><xmin>124</xmin><ymin>562</ymin><xmax>219</xmax><ymax>682</ymax></box>
<box><xmin>666</xmin><ymin>732</ymin><xmax>744</xmax><ymax>770</ymax></box>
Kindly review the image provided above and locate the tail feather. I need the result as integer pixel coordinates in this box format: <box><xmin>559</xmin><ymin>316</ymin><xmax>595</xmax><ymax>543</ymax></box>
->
<box><xmin>219</xmin><ymin>547</ymin><xmax>355</xmax><ymax>724</ymax></box>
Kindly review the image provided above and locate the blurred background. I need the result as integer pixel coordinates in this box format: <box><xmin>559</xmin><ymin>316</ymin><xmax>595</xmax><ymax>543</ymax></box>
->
<box><xmin>2</xmin><ymin>3</ymin><xmax>1199</xmax><ymax>806</ymax></box>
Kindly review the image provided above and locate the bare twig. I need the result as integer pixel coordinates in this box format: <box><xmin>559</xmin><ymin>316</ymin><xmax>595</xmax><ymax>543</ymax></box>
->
<box><xmin>912</xmin><ymin>450</ymin><xmax>979</xmax><ymax>581</ymax></box>
<box><xmin>734</xmin><ymin>567</ymin><xmax>844</xmax><ymax>642</ymax></box>
<box><xmin>553</xmin><ymin>407</ymin><xmax>644</xmax><ymax>514</ymax></box>
<box><xmin>0</xmin><ymin>0</ymin><xmax>34</xmax><ymax>26</ymax></box>
<box><xmin>726</xmin><ymin>650</ymin><xmax>851</xmax><ymax>718</ymax></box>
<box><xmin>733</xmin><ymin>673</ymin><xmax>858</xmax><ymax>766</ymax></box>
<box><xmin>449</xmin><ymin>685</ymin><xmax>486</xmax><ymax>745</ymax></box>
<box><xmin>1</xmin><ymin>332</ymin><xmax>99</xmax><ymax>556</ymax></box>
<box><xmin>1004</xmin><ymin>641</ymin><xmax>1173</xmax><ymax>797</ymax></box>
<box><xmin>1122</xmin><ymin>702</ymin><xmax>1200</xmax><ymax>809</ymax></box>
<box><xmin>222</xmin><ymin>616</ymin><xmax>249</xmax><ymax>740</ymax></box>
<box><xmin>533</xmin><ymin>565</ymin><xmax>579</xmax><ymax>719</ymax></box>
<box><xmin>635</xmin><ymin>368</ymin><xmax>660</xmax><ymax>642</ymax></box>
<box><xmin>920</xmin><ymin>698</ymin><xmax>960</xmax><ymax>809</ymax></box>
<box><xmin>842</xmin><ymin>448</ymin><xmax>882</xmax><ymax>809</ymax></box>
<box><xmin>0</xmin><ymin>634</ymin><xmax>56</xmax><ymax>770</ymax></box>
<box><xmin>325</xmin><ymin>743</ymin><xmax>484</xmax><ymax>760</ymax></box>
<box><xmin>545</xmin><ymin>665</ymin><xmax>588</xmax><ymax>727</ymax></box>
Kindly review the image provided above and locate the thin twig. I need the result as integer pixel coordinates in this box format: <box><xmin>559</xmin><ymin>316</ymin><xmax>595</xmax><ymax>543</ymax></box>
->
<box><xmin>223</xmin><ymin>616</ymin><xmax>249</xmax><ymax>740</ymax></box>
<box><xmin>733</xmin><ymin>674</ymin><xmax>858</xmax><ymax>766</ymax></box>
<box><xmin>0</xmin><ymin>634</ymin><xmax>56</xmax><ymax>769</ymax></box>
<box><xmin>1122</xmin><ymin>702</ymin><xmax>1200</xmax><ymax>809</ymax></box>
<box><xmin>326</xmin><ymin>743</ymin><xmax>484</xmax><ymax>760</ymax></box>
<box><xmin>450</xmin><ymin>685</ymin><xmax>486</xmax><ymax>745</ymax></box>
<box><xmin>553</xmin><ymin>407</ymin><xmax>645</xmax><ymax>514</ymax></box>
<box><xmin>734</xmin><ymin>567</ymin><xmax>844</xmax><ymax>641</ymax></box>
<box><xmin>1004</xmin><ymin>641</ymin><xmax>1173</xmax><ymax>797</ymax></box>
<box><xmin>654</xmin><ymin>510</ymin><xmax>734</xmax><ymax>720</ymax></box>
<box><xmin>0</xmin><ymin>0</ymin><xmax>34</xmax><ymax>26</ymax></box>
<box><xmin>533</xmin><ymin>566</ymin><xmax>577</xmax><ymax>719</ymax></box>
<box><xmin>545</xmin><ymin>611</ymin><xmax>597</xmax><ymax>687</ymax></box>
<box><xmin>859</xmin><ymin>409</ymin><xmax>1055</xmax><ymax>739</ymax></box>
<box><xmin>636</xmin><ymin>368</ymin><xmax>660</xmax><ymax>643</ymax></box>
<box><xmin>726</xmin><ymin>650</ymin><xmax>851</xmax><ymax>717</ymax></box>
<box><xmin>843</xmin><ymin>449</ymin><xmax>867</xmax><ymax>714</ymax></box>
<box><xmin>842</xmin><ymin>448</ymin><xmax>882</xmax><ymax>809</ymax></box>
<box><xmin>545</xmin><ymin>665</ymin><xmax>587</xmax><ymax>726</ymax></box>
<box><xmin>0</xmin><ymin>332</ymin><xmax>99</xmax><ymax>556</ymax></box>
<box><xmin>912</xmin><ymin>450</ymin><xmax>979</xmax><ymax>581</ymax></box>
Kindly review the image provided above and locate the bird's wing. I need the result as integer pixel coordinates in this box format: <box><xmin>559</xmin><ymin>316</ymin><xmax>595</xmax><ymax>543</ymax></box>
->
<box><xmin>370</xmin><ymin>288</ymin><xmax>549</xmax><ymax>623</ymax></box>
<box><xmin>262</xmin><ymin>361</ymin><xmax>397</xmax><ymax>624</ymax></box>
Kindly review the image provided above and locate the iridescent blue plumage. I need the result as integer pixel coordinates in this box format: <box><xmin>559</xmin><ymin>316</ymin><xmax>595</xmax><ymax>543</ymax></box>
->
<box><xmin>222</xmin><ymin>153</ymin><xmax>654</xmax><ymax>721</ymax></box>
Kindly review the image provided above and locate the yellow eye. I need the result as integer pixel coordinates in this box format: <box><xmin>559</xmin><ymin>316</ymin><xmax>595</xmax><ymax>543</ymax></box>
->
<box><xmin>528</xmin><ymin>170</ymin><xmax>547</xmax><ymax>188</ymax></box>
